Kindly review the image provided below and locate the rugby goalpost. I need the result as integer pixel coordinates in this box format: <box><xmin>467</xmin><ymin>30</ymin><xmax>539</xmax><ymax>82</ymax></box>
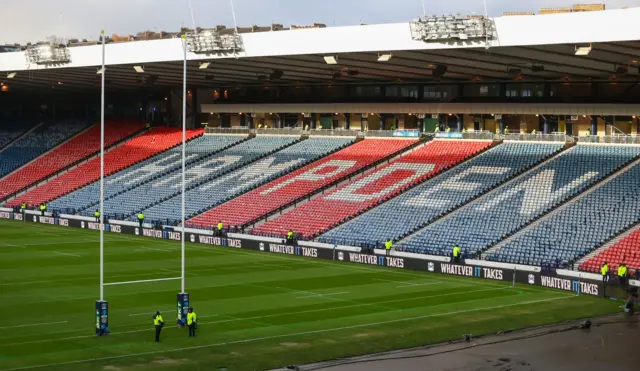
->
<box><xmin>95</xmin><ymin>26</ymin><xmax>189</xmax><ymax>335</ymax></box>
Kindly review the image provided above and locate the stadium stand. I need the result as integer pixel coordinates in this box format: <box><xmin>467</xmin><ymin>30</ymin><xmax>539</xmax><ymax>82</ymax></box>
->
<box><xmin>0</xmin><ymin>119</ymin><xmax>143</xmax><ymax>200</ymax></box>
<box><xmin>395</xmin><ymin>145</ymin><xmax>640</xmax><ymax>257</ymax></box>
<box><xmin>96</xmin><ymin>136</ymin><xmax>299</xmax><ymax>219</ymax></box>
<box><xmin>187</xmin><ymin>138</ymin><xmax>417</xmax><ymax>229</ymax></box>
<box><xmin>141</xmin><ymin>137</ymin><xmax>353</xmax><ymax>224</ymax></box>
<box><xmin>485</xmin><ymin>160</ymin><xmax>640</xmax><ymax>267</ymax></box>
<box><xmin>0</xmin><ymin>121</ymin><xmax>37</xmax><ymax>149</ymax></box>
<box><xmin>49</xmin><ymin>134</ymin><xmax>247</xmax><ymax>214</ymax></box>
<box><xmin>581</xmin><ymin>226</ymin><xmax>640</xmax><ymax>274</ymax></box>
<box><xmin>0</xmin><ymin>120</ymin><xmax>91</xmax><ymax>178</ymax></box>
<box><xmin>253</xmin><ymin>140</ymin><xmax>491</xmax><ymax>239</ymax></box>
<box><xmin>318</xmin><ymin>142</ymin><xmax>564</xmax><ymax>247</ymax></box>
<box><xmin>7</xmin><ymin>127</ymin><xmax>203</xmax><ymax>207</ymax></box>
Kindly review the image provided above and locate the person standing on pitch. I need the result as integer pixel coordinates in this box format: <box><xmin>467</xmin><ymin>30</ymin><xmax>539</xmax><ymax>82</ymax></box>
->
<box><xmin>452</xmin><ymin>244</ymin><xmax>462</xmax><ymax>264</ymax></box>
<box><xmin>601</xmin><ymin>262</ymin><xmax>609</xmax><ymax>283</ymax></box>
<box><xmin>385</xmin><ymin>239</ymin><xmax>393</xmax><ymax>256</ymax></box>
<box><xmin>39</xmin><ymin>203</ymin><xmax>46</xmax><ymax>216</ymax></box>
<box><xmin>618</xmin><ymin>263</ymin><xmax>628</xmax><ymax>287</ymax></box>
<box><xmin>187</xmin><ymin>307</ymin><xmax>197</xmax><ymax>337</ymax></box>
<box><xmin>94</xmin><ymin>210</ymin><xmax>100</xmax><ymax>223</ymax></box>
<box><xmin>137</xmin><ymin>212</ymin><xmax>145</xmax><ymax>228</ymax></box>
<box><xmin>153</xmin><ymin>311</ymin><xmax>165</xmax><ymax>342</ymax></box>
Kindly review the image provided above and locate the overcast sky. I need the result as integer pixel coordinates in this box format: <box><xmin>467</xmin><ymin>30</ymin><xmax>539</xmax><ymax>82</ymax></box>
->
<box><xmin>1</xmin><ymin>0</ymin><xmax>638</xmax><ymax>44</ymax></box>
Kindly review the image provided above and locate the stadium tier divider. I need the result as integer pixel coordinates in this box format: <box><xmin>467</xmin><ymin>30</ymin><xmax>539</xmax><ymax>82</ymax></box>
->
<box><xmin>251</xmin><ymin>139</ymin><xmax>499</xmax><ymax>240</ymax></box>
<box><xmin>116</xmin><ymin>135</ymin><xmax>306</xmax><ymax>222</ymax></box>
<box><xmin>318</xmin><ymin>141</ymin><xmax>572</xmax><ymax>249</ymax></box>
<box><xmin>393</xmin><ymin>144</ymin><xmax>640</xmax><ymax>261</ymax></box>
<box><xmin>139</xmin><ymin>137</ymin><xmax>356</xmax><ymax>226</ymax></box>
<box><xmin>0</xmin><ymin>120</ymin><xmax>147</xmax><ymax>202</ymax></box>
<box><xmin>0</xmin><ymin>120</ymin><xmax>41</xmax><ymax>152</ymax></box>
<box><xmin>188</xmin><ymin>137</ymin><xmax>430</xmax><ymax>231</ymax></box>
<box><xmin>0</xmin><ymin>119</ymin><xmax>93</xmax><ymax>179</ymax></box>
<box><xmin>72</xmin><ymin>134</ymin><xmax>254</xmax><ymax>215</ymax></box>
<box><xmin>6</xmin><ymin>127</ymin><xmax>205</xmax><ymax>208</ymax></box>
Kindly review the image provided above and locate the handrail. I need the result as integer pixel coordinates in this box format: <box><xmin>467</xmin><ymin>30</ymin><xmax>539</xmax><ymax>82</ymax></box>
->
<box><xmin>578</xmin><ymin>135</ymin><xmax>640</xmax><ymax>144</ymax></box>
<box><xmin>503</xmin><ymin>133</ymin><xmax>569</xmax><ymax>142</ymax></box>
<box><xmin>205</xmin><ymin>127</ymin><xmax>250</xmax><ymax>135</ymax></box>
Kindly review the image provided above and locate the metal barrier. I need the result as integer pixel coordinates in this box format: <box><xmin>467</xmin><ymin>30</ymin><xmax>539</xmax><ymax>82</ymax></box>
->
<box><xmin>600</xmin><ymin>135</ymin><xmax>640</xmax><ymax>145</ymax></box>
<box><xmin>461</xmin><ymin>131</ymin><xmax>494</xmax><ymax>140</ymax></box>
<box><xmin>503</xmin><ymin>133</ymin><xmax>569</xmax><ymax>142</ymax></box>
<box><xmin>305</xmin><ymin>129</ymin><xmax>362</xmax><ymax>137</ymax></box>
<box><xmin>205</xmin><ymin>127</ymin><xmax>250</xmax><ymax>135</ymax></box>
<box><xmin>254</xmin><ymin>128</ymin><xmax>303</xmax><ymax>136</ymax></box>
<box><xmin>361</xmin><ymin>130</ymin><xmax>396</xmax><ymax>138</ymax></box>
<box><xmin>577</xmin><ymin>135</ymin><xmax>599</xmax><ymax>143</ymax></box>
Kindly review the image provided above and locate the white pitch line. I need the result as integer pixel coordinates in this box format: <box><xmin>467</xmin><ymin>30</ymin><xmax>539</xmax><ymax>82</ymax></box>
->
<box><xmin>136</xmin><ymin>246</ymin><xmax>173</xmax><ymax>252</ymax></box>
<box><xmin>296</xmin><ymin>292</ymin><xmax>350</xmax><ymax>299</ymax></box>
<box><xmin>103</xmin><ymin>277</ymin><xmax>181</xmax><ymax>286</ymax></box>
<box><xmin>397</xmin><ymin>281</ymin><xmax>442</xmax><ymax>288</ymax></box>
<box><xmin>0</xmin><ymin>295</ymin><xmax>576</xmax><ymax>371</ymax></box>
<box><xmin>0</xmin><ymin>242</ymin><xmax>22</xmax><ymax>248</ymax></box>
<box><xmin>0</xmin><ymin>321</ymin><xmax>68</xmax><ymax>330</ymax></box>
<box><xmin>52</xmin><ymin>251</ymin><xmax>82</xmax><ymax>258</ymax></box>
<box><xmin>128</xmin><ymin>309</ymin><xmax>175</xmax><ymax>317</ymax></box>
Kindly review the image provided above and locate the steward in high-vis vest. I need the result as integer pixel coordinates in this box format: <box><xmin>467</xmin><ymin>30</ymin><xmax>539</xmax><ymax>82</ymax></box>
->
<box><xmin>618</xmin><ymin>264</ymin><xmax>628</xmax><ymax>286</ymax></box>
<box><xmin>187</xmin><ymin>308</ymin><xmax>197</xmax><ymax>337</ymax></box>
<box><xmin>20</xmin><ymin>202</ymin><xmax>26</xmax><ymax>213</ymax></box>
<box><xmin>601</xmin><ymin>262</ymin><xmax>609</xmax><ymax>283</ymax></box>
<box><xmin>137</xmin><ymin>213</ymin><xmax>145</xmax><ymax>228</ymax></box>
<box><xmin>385</xmin><ymin>239</ymin><xmax>393</xmax><ymax>256</ymax></box>
<box><xmin>453</xmin><ymin>244</ymin><xmax>462</xmax><ymax>263</ymax></box>
<box><xmin>94</xmin><ymin>210</ymin><xmax>100</xmax><ymax>223</ymax></box>
<box><xmin>217</xmin><ymin>221</ymin><xmax>223</xmax><ymax>236</ymax></box>
<box><xmin>287</xmin><ymin>230</ymin><xmax>294</xmax><ymax>242</ymax></box>
<box><xmin>153</xmin><ymin>311</ymin><xmax>165</xmax><ymax>342</ymax></box>
<box><xmin>39</xmin><ymin>203</ymin><xmax>46</xmax><ymax>216</ymax></box>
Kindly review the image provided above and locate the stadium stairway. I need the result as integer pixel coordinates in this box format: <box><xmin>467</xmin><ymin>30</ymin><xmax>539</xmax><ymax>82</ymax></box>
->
<box><xmin>57</xmin><ymin>134</ymin><xmax>252</xmax><ymax>216</ymax></box>
<box><xmin>139</xmin><ymin>137</ymin><xmax>354</xmax><ymax>225</ymax></box>
<box><xmin>186</xmin><ymin>138</ymin><xmax>424</xmax><ymax>230</ymax></box>
<box><xmin>6</xmin><ymin>127</ymin><xmax>203</xmax><ymax>208</ymax></box>
<box><xmin>0</xmin><ymin>119</ymin><xmax>145</xmax><ymax>201</ymax></box>
<box><xmin>251</xmin><ymin>139</ymin><xmax>494</xmax><ymax>239</ymax></box>
<box><xmin>105</xmin><ymin>135</ymin><xmax>304</xmax><ymax>221</ymax></box>
<box><xmin>579</xmin><ymin>224</ymin><xmax>640</xmax><ymax>274</ymax></box>
<box><xmin>483</xmin><ymin>154</ymin><xmax>640</xmax><ymax>267</ymax></box>
<box><xmin>392</xmin><ymin>144</ymin><xmax>640</xmax><ymax>258</ymax></box>
<box><xmin>0</xmin><ymin>120</ymin><xmax>92</xmax><ymax>179</ymax></box>
<box><xmin>318</xmin><ymin>141</ymin><xmax>569</xmax><ymax>248</ymax></box>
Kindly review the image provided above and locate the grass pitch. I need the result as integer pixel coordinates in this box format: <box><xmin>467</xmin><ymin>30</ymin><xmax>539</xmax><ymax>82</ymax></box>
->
<box><xmin>0</xmin><ymin>219</ymin><xmax>620</xmax><ymax>371</ymax></box>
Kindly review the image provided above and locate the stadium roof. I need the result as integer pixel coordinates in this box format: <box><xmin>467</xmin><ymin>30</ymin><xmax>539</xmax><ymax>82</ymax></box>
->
<box><xmin>1</xmin><ymin>8</ymin><xmax>639</xmax><ymax>92</ymax></box>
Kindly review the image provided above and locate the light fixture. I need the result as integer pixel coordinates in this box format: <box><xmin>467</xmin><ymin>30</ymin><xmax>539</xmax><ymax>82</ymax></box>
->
<box><xmin>133</xmin><ymin>65</ymin><xmax>145</xmax><ymax>73</ymax></box>
<box><xmin>535</xmin><ymin>114</ymin><xmax>539</xmax><ymax>117</ymax></box>
<box><xmin>199</xmin><ymin>61</ymin><xmax>211</xmax><ymax>69</ymax></box>
<box><xmin>575</xmin><ymin>45</ymin><xmax>592</xmax><ymax>56</ymax></box>
<box><xmin>377</xmin><ymin>53</ymin><xmax>393</xmax><ymax>62</ymax></box>
<box><xmin>7</xmin><ymin>72</ymin><xmax>16</xmax><ymax>79</ymax></box>
<box><xmin>324</xmin><ymin>55</ymin><xmax>338</xmax><ymax>65</ymax></box>
<box><xmin>57</xmin><ymin>81</ymin><xmax>63</xmax><ymax>85</ymax></box>
<box><xmin>164</xmin><ymin>97</ymin><xmax>168</xmax><ymax>101</ymax></box>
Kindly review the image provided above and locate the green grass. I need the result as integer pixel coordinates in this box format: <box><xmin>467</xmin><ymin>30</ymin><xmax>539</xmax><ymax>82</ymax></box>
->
<box><xmin>0</xmin><ymin>219</ymin><xmax>620</xmax><ymax>371</ymax></box>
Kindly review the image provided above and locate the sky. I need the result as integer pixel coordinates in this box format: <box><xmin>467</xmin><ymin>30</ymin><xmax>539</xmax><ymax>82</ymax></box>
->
<box><xmin>1</xmin><ymin>0</ymin><xmax>639</xmax><ymax>44</ymax></box>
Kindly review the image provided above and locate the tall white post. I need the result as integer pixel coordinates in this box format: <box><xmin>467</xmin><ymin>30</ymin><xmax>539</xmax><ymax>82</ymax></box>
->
<box><xmin>100</xmin><ymin>30</ymin><xmax>106</xmax><ymax>301</ymax></box>
<box><xmin>181</xmin><ymin>35</ymin><xmax>187</xmax><ymax>294</ymax></box>
<box><xmin>420</xmin><ymin>0</ymin><xmax>426</xmax><ymax>17</ymax></box>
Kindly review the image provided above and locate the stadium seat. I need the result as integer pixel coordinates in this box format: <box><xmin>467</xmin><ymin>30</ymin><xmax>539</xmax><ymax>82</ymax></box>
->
<box><xmin>580</xmin><ymin>226</ymin><xmax>640</xmax><ymax>274</ymax></box>
<box><xmin>319</xmin><ymin>142</ymin><xmax>564</xmax><ymax>247</ymax></box>
<box><xmin>48</xmin><ymin>134</ymin><xmax>248</xmax><ymax>214</ymax></box>
<box><xmin>0</xmin><ymin>119</ymin><xmax>143</xmax><ymax>199</ymax></box>
<box><xmin>187</xmin><ymin>138</ymin><xmax>417</xmax><ymax>229</ymax></box>
<box><xmin>394</xmin><ymin>145</ymin><xmax>640</xmax><ymax>257</ymax></box>
<box><xmin>0</xmin><ymin>121</ymin><xmax>37</xmax><ymax>149</ymax></box>
<box><xmin>93</xmin><ymin>135</ymin><xmax>300</xmax><ymax>219</ymax></box>
<box><xmin>253</xmin><ymin>140</ymin><xmax>492</xmax><ymax>239</ymax></box>
<box><xmin>488</xmin><ymin>161</ymin><xmax>640</xmax><ymax>267</ymax></box>
<box><xmin>0</xmin><ymin>120</ymin><xmax>91</xmax><ymax>178</ymax></box>
<box><xmin>140</xmin><ymin>137</ymin><xmax>353</xmax><ymax>224</ymax></box>
<box><xmin>7</xmin><ymin>127</ymin><xmax>203</xmax><ymax>207</ymax></box>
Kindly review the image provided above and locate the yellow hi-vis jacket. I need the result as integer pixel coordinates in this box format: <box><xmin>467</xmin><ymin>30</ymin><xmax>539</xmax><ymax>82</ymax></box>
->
<box><xmin>138</xmin><ymin>213</ymin><xmax>144</xmax><ymax>220</ymax></box>
<box><xmin>287</xmin><ymin>231</ymin><xmax>294</xmax><ymax>239</ymax></box>
<box><xmin>153</xmin><ymin>315</ymin><xmax>164</xmax><ymax>326</ymax></box>
<box><xmin>187</xmin><ymin>312</ymin><xmax>197</xmax><ymax>326</ymax></box>
<box><xmin>217</xmin><ymin>222</ymin><xmax>223</xmax><ymax>231</ymax></box>
<box><xmin>453</xmin><ymin>246</ymin><xmax>461</xmax><ymax>257</ymax></box>
<box><xmin>601</xmin><ymin>264</ymin><xmax>608</xmax><ymax>276</ymax></box>
<box><xmin>385</xmin><ymin>240</ymin><xmax>392</xmax><ymax>250</ymax></box>
<box><xmin>618</xmin><ymin>266</ymin><xmax>627</xmax><ymax>277</ymax></box>
<box><xmin>94</xmin><ymin>211</ymin><xmax>100</xmax><ymax>218</ymax></box>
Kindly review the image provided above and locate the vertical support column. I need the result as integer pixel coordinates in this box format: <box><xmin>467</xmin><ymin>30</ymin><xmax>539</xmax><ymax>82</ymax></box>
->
<box><xmin>247</xmin><ymin>115</ymin><xmax>253</xmax><ymax>129</ymax></box>
<box><xmin>457</xmin><ymin>115</ymin><xmax>462</xmax><ymax>132</ymax></box>
<box><xmin>498</xmin><ymin>119</ymin><xmax>504</xmax><ymax>135</ymax></box>
<box><xmin>345</xmin><ymin>113</ymin><xmax>350</xmax><ymax>130</ymax></box>
<box><xmin>278</xmin><ymin>114</ymin><xmax>283</xmax><ymax>128</ymax></box>
<box><xmin>543</xmin><ymin>117</ymin><xmax>549</xmax><ymax>135</ymax></box>
<box><xmin>418</xmin><ymin>118</ymin><xmax>424</xmax><ymax>133</ymax></box>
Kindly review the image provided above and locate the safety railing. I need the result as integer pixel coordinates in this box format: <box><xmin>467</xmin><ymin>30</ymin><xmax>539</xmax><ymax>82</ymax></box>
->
<box><xmin>204</xmin><ymin>127</ymin><xmax>250</xmax><ymax>135</ymax></box>
<box><xmin>461</xmin><ymin>130</ymin><xmax>494</xmax><ymax>140</ymax></box>
<box><xmin>253</xmin><ymin>128</ymin><xmax>304</xmax><ymax>136</ymax></box>
<box><xmin>600</xmin><ymin>135</ymin><xmax>640</xmax><ymax>144</ymax></box>
<box><xmin>503</xmin><ymin>133</ymin><xmax>569</xmax><ymax>142</ymax></box>
<box><xmin>305</xmin><ymin>129</ymin><xmax>362</xmax><ymax>137</ymax></box>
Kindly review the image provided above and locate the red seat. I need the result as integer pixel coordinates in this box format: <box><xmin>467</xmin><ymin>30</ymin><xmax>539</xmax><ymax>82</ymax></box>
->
<box><xmin>580</xmin><ymin>228</ymin><xmax>640</xmax><ymax>272</ymax></box>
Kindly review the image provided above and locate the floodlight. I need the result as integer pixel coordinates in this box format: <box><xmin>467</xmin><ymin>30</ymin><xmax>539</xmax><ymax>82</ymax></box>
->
<box><xmin>377</xmin><ymin>53</ymin><xmax>393</xmax><ymax>62</ymax></box>
<box><xmin>575</xmin><ymin>45</ymin><xmax>592</xmax><ymax>56</ymax></box>
<box><xmin>324</xmin><ymin>55</ymin><xmax>338</xmax><ymax>65</ymax></box>
<box><xmin>7</xmin><ymin>72</ymin><xmax>16</xmax><ymax>79</ymax></box>
<box><xmin>133</xmin><ymin>65</ymin><xmax>145</xmax><ymax>73</ymax></box>
<box><xmin>199</xmin><ymin>61</ymin><xmax>211</xmax><ymax>69</ymax></box>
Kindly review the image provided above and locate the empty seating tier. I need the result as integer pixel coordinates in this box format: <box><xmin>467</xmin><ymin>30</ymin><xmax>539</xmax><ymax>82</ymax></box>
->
<box><xmin>581</xmin><ymin>227</ymin><xmax>640</xmax><ymax>274</ymax></box>
<box><xmin>319</xmin><ymin>142</ymin><xmax>563</xmax><ymax>247</ymax></box>
<box><xmin>141</xmin><ymin>137</ymin><xmax>353</xmax><ymax>224</ymax></box>
<box><xmin>94</xmin><ymin>136</ymin><xmax>298</xmax><ymax>219</ymax></box>
<box><xmin>187</xmin><ymin>139</ymin><xmax>416</xmax><ymax>229</ymax></box>
<box><xmin>0</xmin><ymin>121</ymin><xmax>37</xmax><ymax>149</ymax></box>
<box><xmin>395</xmin><ymin>145</ymin><xmax>640</xmax><ymax>257</ymax></box>
<box><xmin>49</xmin><ymin>134</ymin><xmax>246</xmax><ymax>214</ymax></box>
<box><xmin>0</xmin><ymin>120</ymin><xmax>143</xmax><ymax>200</ymax></box>
<box><xmin>253</xmin><ymin>140</ymin><xmax>491</xmax><ymax>239</ymax></box>
<box><xmin>7</xmin><ymin>127</ymin><xmax>203</xmax><ymax>207</ymax></box>
<box><xmin>0</xmin><ymin>120</ymin><xmax>91</xmax><ymax>178</ymax></box>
